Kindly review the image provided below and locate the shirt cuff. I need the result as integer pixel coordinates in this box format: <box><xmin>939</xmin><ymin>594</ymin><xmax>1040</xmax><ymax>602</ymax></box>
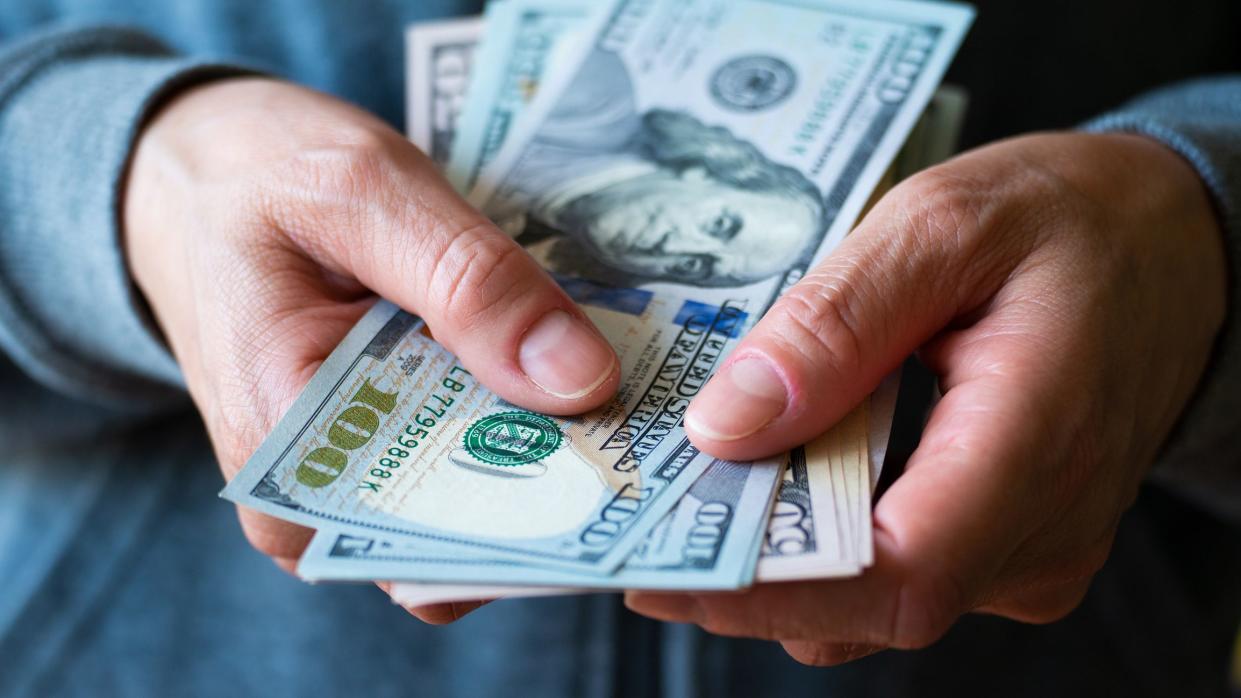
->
<box><xmin>0</xmin><ymin>26</ymin><xmax>256</xmax><ymax>409</ymax></box>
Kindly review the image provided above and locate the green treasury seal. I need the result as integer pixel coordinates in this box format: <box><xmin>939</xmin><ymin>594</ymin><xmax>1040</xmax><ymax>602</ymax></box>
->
<box><xmin>463</xmin><ymin>411</ymin><xmax>564</xmax><ymax>466</ymax></box>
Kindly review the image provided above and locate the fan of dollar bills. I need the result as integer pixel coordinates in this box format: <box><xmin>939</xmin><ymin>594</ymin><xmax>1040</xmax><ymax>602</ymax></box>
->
<box><xmin>221</xmin><ymin>0</ymin><xmax>974</xmax><ymax>607</ymax></box>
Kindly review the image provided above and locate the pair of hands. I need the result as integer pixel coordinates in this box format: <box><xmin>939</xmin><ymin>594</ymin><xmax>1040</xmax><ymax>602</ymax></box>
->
<box><xmin>123</xmin><ymin>78</ymin><xmax>1226</xmax><ymax>665</ymax></box>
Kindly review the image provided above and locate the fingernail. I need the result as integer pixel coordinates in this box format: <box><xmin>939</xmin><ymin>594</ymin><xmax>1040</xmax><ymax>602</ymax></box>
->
<box><xmin>519</xmin><ymin>309</ymin><xmax>615</xmax><ymax>399</ymax></box>
<box><xmin>685</xmin><ymin>356</ymin><xmax>787</xmax><ymax>441</ymax></box>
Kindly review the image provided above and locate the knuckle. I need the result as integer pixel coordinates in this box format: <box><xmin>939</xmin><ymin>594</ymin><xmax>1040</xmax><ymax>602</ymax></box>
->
<box><xmin>1017</xmin><ymin>151</ymin><xmax>1099</xmax><ymax>222</ymax></box>
<box><xmin>282</xmin><ymin>129</ymin><xmax>393</xmax><ymax>205</ymax></box>
<box><xmin>262</xmin><ymin>130</ymin><xmax>399</xmax><ymax>257</ymax></box>
<box><xmin>892</xmin><ymin>168</ymin><xmax>984</xmax><ymax>247</ymax></box>
<box><xmin>210</xmin><ymin>382</ymin><xmax>287</xmax><ymax>470</ymax></box>
<box><xmin>205</xmin><ymin>381</ymin><xmax>273</xmax><ymax>477</ymax></box>
<box><xmin>882</xmin><ymin>166</ymin><xmax>1011</xmax><ymax>302</ymax></box>
<box><xmin>1051</xmin><ymin>422</ymin><xmax>1104</xmax><ymax>508</ymax></box>
<box><xmin>419</xmin><ymin>224</ymin><xmax>535</xmax><ymax>331</ymax></box>
<box><xmin>766</xmin><ymin>272</ymin><xmax>866</xmax><ymax>384</ymax></box>
<box><xmin>329</xmin><ymin>137</ymin><xmax>392</xmax><ymax>194</ymax></box>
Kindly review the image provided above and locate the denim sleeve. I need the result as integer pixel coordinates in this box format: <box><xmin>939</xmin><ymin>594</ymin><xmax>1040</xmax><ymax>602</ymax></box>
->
<box><xmin>0</xmin><ymin>25</ymin><xmax>251</xmax><ymax>412</ymax></box>
<box><xmin>1084</xmin><ymin>76</ymin><xmax>1241</xmax><ymax>523</ymax></box>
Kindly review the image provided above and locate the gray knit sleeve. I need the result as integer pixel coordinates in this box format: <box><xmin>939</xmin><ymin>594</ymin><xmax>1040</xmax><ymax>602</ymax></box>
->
<box><xmin>0</xmin><ymin>25</ymin><xmax>253</xmax><ymax>411</ymax></box>
<box><xmin>1084</xmin><ymin>76</ymin><xmax>1241</xmax><ymax>522</ymax></box>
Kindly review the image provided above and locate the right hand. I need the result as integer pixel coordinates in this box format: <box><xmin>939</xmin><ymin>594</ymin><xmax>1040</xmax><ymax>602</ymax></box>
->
<box><xmin>123</xmin><ymin>78</ymin><xmax>619</xmax><ymax>618</ymax></box>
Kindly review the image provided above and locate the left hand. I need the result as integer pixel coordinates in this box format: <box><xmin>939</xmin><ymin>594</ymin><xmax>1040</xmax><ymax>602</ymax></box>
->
<box><xmin>122</xmin><ymin>78</ymin><xmax>618</xmax><ymax>622</ymax></box>
<box><xmin>624</xmin><ymin>132</ymin><xmax>1227</xmax><ymax>665</ymax></box>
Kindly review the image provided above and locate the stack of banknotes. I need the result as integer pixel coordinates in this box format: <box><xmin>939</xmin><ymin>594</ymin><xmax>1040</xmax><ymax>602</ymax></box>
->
<box><xmin>221</xmin><ymin>0</ymin><xmax>974</xmax><ymax>606</ymax></box>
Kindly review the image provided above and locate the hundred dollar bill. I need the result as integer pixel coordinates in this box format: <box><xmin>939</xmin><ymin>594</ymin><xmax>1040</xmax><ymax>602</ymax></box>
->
<box><xmin>852</xmin><ymin>403</ymin><xmax>875</xmax><ymax>565</ymax></box>
<box><xmin>290</xmin><ymin>0</ymin><xmax>967</xmax><ymax>586</ymax></box>
<box><xmin>383</xmin><ymin>418</ymin><xmax>856</xmax><ymax>604</ymax></box>
<box><xmin>396</xmin><ymin>7</ymin><xmax>782</xmax><ymax>587</ymax></box>
<box><xmin>374</xmin><ymin>403</ymin><xmax>867</xmax><ymax>603</ymax></box>
<box><xmin>222</xmin><ymin>289</ymin><xmax>768</xmax><ymax>574</ymax></box>
<box><xmin>258</xmin><ymin>0</ymin><xmax>973</xmax><ymax>586</ymax></box>
<box><xmin>467</xmin><ymin>0</ymin><xmax>971</xmax><ymax>525</ymax></box>
<box><xmin>299</xmin><ymin>455</ymin><xmax>780</xmax><ymax>588</ymax></box>
<box><xmin>406</xmin><ymin>16</ymin><xmax>483</xmax><ymax>165</ymax></box>
<box><xmin>445</xmin><ymin>0</ymin><xmax>595</xmax><ymax>193</ymax></box>
<box><xmin>836</xmin><ymin>403</ymin><xmax>868</xmax><ymax>565</ymax></box>
<box><xmin>470</xmin><ymin>0</ymin><xmax>974</xmax><ymax>288</ymax></box>
<box><xmin>756</xmin><ymin>444</ymin><xmax>854</xmax><ymax>581</ymax></box>
<box><xmin>402</xmin><ymin>2</ymin><xmax>875</xmax><ymax>588</ymax></box>
<box><xmin>308</xmin><ymin>411</ymin><xmax>868</xmax><ymax>598</ymax></box>
<box><xmin>406</xmin><ymin>5</ymin><xmax>861</xmax><ymax>588</ymax></box>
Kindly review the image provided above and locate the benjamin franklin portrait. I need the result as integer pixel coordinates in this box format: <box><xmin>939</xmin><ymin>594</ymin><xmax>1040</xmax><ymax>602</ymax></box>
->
<box><xmin>488</xmin><ymin>51</ymin><xmax>827</xmax><ymax>288</ymax></box>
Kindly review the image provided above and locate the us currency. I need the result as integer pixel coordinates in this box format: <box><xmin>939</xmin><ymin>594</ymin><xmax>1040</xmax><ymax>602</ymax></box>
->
<box><xmin>402</xmin><ymin>4</ymin><xmax>863</xmax><ymax>586</ymax></box>
<box><xmin>757</xmin><ymin>440</ymin><xmax>855</xmax><ymax>581</ymax></box>
<box><xmin>304</xmin><ymin>414</ymin><xmax>865</xmax><ymax>591</ymax></box>
<box><xmin>320</xmin><ymin>0</ymin><xmax>969</xmax><ymax>585</ymax></box>
<box><xmin>222</xmin><ymin>294</ymin><xmax>780</xmax><ymax>575</ymax></box>
<box><xmin>465</xmin><ymin>0</ymin><xmax>970</xmax><ymax>568</ymax></box>
<box><xmin>299</xmin><ymin>456</ymin><xmax>779</xmax><ymax>589</ymax></box>
<box><xmin>301</xmin><ymin>3</ymin><xmax>798</xmax><ymax>590</ymax></box>
<box><xmin>383</xmin><ymin>415</ymin><xmax>862</xmax><ymax>603</ymax></box>
<box><xmin>367</xmin><ymin>4</ymin><xmax>969</xmax><ymax>600</ymax></box>
<box><xmin>230</xmin><ymin>0</ymin><xmax>973</xmax><ymax>590</ymax></box>
<box><xmin>336</xmin><ymin>1</ymin><xmax>970</xmax><ymax>596</ymax></box>
<box><xmin>228</xmin><ymin>3</ymin><xmax>787</xmax><ymax>582</ymax></box>
<box><xmin>445</xmin><ymin>0</ymin><xmax>595</xmax><ymax>193</ymax></box>
<box><xmin>853</xmin><ymin>407</ymin><xmax>875</xmax><ymax>564</ymax></box>
<box><xmin>406</xmin><ymin>16</ymin><xmax>483</xmax><ymax>165</ymax></box>
<box><xmin>414</xmin><ymin>4</ymin><xmax>945</xmax><ymax>582</ymax></box>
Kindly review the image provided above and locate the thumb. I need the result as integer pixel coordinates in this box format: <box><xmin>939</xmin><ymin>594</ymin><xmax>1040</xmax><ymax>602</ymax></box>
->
<box><xmin>288</xmin><ymin>133</ymin><xmax>620</xmax><ymax>416</ymax></box>
<box><xmin>684</xmin><ymin>167</ymin><xmax>1022</xmax><ymax>460</ymax></box>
